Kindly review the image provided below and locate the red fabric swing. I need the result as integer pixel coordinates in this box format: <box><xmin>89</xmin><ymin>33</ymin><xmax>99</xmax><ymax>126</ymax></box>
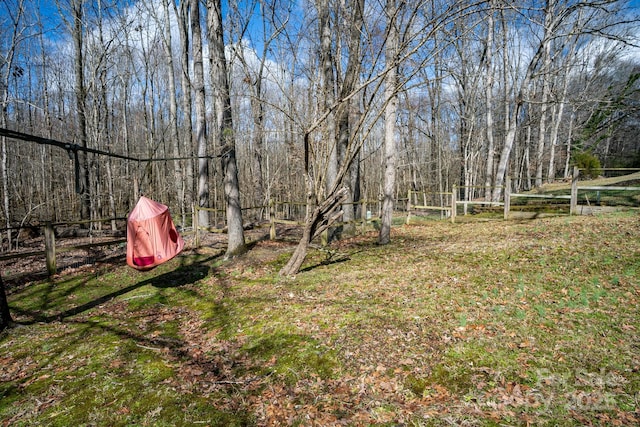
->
<box><xmin>126</xmin><ymin>196</ymin><xmax>184</xmax><ymax>270</ymax></box>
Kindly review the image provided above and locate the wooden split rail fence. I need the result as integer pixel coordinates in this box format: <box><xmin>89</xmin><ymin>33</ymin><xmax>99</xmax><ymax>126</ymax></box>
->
<box><xmin>0</xmin><ymin>219</ymin><xmax>127</xmax><ymax>279</ymax></box>
<box><xmin>193</xmin><ymin>199</ymin><xmax>381</xmax><ymax>247</ymax></box>
<box><xmin>407</xmin><ymin>168</ymin><xmax>640</xmax><ymax>224</ymax></box>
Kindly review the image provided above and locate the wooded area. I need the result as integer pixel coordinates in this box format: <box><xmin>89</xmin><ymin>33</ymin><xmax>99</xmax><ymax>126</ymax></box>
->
<box><xmin>1</xmin><ymin>0</ymin><xmax>639</xmax><ymax>262</ymax></box>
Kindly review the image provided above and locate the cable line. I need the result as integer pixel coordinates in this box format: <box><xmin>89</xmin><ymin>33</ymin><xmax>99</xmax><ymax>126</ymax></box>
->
<box><xmin>0</xmin><ymin>127</ymin><xmax>218</xmax><ymax>162</ymax></box>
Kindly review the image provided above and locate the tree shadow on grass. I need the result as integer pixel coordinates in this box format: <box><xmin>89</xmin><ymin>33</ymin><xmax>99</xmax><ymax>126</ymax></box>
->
<box><xmin>300</xmin><ymin>255</ymin><xmax>351</xmax><ymax>272</ymax></box>
<box><xmin>10</xmin><ymin>253</ymin><xmax>220</xmax><ymax>324</ymax></box>
<box><xmin>1</xmin><ymin>252</ymin><xmax>259</xmax><ymax>426</ymax></box>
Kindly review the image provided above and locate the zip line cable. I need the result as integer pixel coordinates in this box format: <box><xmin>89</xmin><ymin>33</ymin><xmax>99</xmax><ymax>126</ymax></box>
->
<box><xmin>0</xmin><ymin>127</ymin><xmax>219</xmax><ymax>162</ymax></box>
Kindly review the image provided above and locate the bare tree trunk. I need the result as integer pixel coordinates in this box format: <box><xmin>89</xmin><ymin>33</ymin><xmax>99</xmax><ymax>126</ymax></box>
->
<box><xmin>72</xmin><ymin>0</ymin><xmax>91</xmax><ymax>222</ymax></box>
<box><xmin>0</xmin><ymin>27</ymin><xmax>14</xmax><ymax>246</ymax></box>
<box><xmin>207</xmin><ymin>0</ymin><xmax>246</xmax><ymax>256</ymax></box>
<box><xmin>318</xmin><ymin>0</ymin><xmax>337</xmax><ymax>204</ymax></box>
<box><xmin>378</xmin><ymin>0</ymin><xmax>399</xmax><ymax>245</ymax></box>
<box><xmin>547</xmin><ymin>35</ymin><xmax>575</xmax><ymax>183</ymax></box>
<box><xmin>564</xmin><ymin>111</ymin><xmax>575</xmax><ymax>179</ymax></box>
<box><xmin>92</xmin><ymin>0</ymin><xmax>116</xmax><ymax>230</ymax></box>
<box><xmin>159</xmin><ymin>0</ymin><xmax>185</xmax><ymax>225</ymax></box>
<box><xmin>191</xmin><ymin>0</ymin><xmax>209</xmax><ymax>227</ymax></box>
<box><xmin>492</xmin><ymin>3</ymin><xmax>556</xmax><ymax>201</ymax></box>
<box><xmin>174</xmin><ymin>0</ymin><xmax>194</xmax><ymax>221</ymax></box>
<box><xmin>280</xmin><ymin>185</ymin><xmax>348</xmax><ymax>276</ymax></box>
<box><xmin>250</xmin><ymin>86</ymin><xmax>265</xmax><ymax>218</ymax></box>
<box><xmin>0</xmin><ymin>274</ymin><xmax>13</xmax><ymax>331</ymax></box>
<box><xmin>535</xmin><ymin>11</ymin><xmax>552</xmax><ymax>187</ymax></box>
<box><xmin>38</xmin><ymin>12</ymin><xmax>54</xmax><ymax>221</ymax></box>
<box><xmin>491</xmin><ymin>5</ymin><xmax>512</xmax><ymax>202</ymax></box>
<box><xmin>337</xmin><ymin>0</ymin><xmax>364</xmax><ymax>236</ymax></box>
<box><xmin>547</xmin><ymin>103</ymin><xmax>559</xmax><ymax>182</ymax></box>
<box><xmin>483</xmin><ymin>1</ymin><xmax>495</xmax><ymax>201</ymax></box>
<box><xmin>230</xmin><ymin>1</ymin><xmax>288</xmax><ymax>220</ymax></box>
<box><xmin>492</xmin><ymin>99</ymin><xmax>524</xmax><ymax>201</ymax></box>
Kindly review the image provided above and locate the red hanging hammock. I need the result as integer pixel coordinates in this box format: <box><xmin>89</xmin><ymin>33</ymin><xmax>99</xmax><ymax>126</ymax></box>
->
<box><xmin>126</xmin><ymin>196</ymin><xmax>184</xmax><ymax>270</ymax></box>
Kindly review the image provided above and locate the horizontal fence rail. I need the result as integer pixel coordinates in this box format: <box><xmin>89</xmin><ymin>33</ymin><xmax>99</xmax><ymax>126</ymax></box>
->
<box><xmin>406</xmin><ymin>168</ymin><xmax>640</xmax><ymax>223</ymax></box>
<box><xmin>1</xmin><ymin>220</ymin><xmax>127</xmax><ymax>279</ymax></box>
<box><xmin>192</xmin><ymin>199</ymin><xmax>382</xmax><ymax>247</ymax></box>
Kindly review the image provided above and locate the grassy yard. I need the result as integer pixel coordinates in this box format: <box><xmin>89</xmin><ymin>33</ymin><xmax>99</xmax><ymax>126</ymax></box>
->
<box><xmin>1</xmin><ymin>212</ymin><xmax>639</xmax><ymax>426</ymax></box>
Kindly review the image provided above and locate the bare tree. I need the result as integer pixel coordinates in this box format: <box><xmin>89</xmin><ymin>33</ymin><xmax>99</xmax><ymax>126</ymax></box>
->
<box><xmin>492</xmin><ymin>0</ymin><xmax>635</xmax><ymax>200</ymax></box>
<box><xmin>71</xmin><ymin>0</ymin><xmax>91</xmax><ymax>221</ymax></box>
<box><xmin>191</xmin><ymin>0</ymin><xmax>209</xmax><ymax>227</ymax></box>
<box><xmin>229</xmin><ymin>0</ymin><xmax>289</xmax><ymax>219</ymax></box>
<box><xmin>337</xmin><ymin>0</ymin><xmax>365</xmax><ymax>236</ymax></box>
<box><xmin>156</xmin><ymin>0</ymin><xmax>185</xmax><ymax>224</ymax></box>
<box><xmin>207</xmin><ymin>0</ymin><xmax>246</xmax><ymax>256</ymax></box>
<box><xmin>483</xmin><ymin>0</ymin><xmax>496</xmax><ymax>200</ymax></box>
<box><xmin>534</xmin><ymin>0</ymin><xmax>554</xmax><ymax>188</ymax></box>
<box><xmin>378</xmin><ymin>0</ymin><xmax>399</xmax><ymax>245</ymax></box>
<box><xmin>0</xmin><ymin>274</ymin><xmax>13</xmax><ymax>331</ymax></box>
<box><xmin>318</xmin><ymin>0</ymin><xmax>338</xmax><ymax>204</ymax></box>
<box><xmin>0</xmin><ymin>0</ymin><xmax>26</xmax><ymax>249</ymax></box>
<box><xmin>173</xmin><ymin>0</ymin><xmax>194</xmax><ymax>216</ymax></box>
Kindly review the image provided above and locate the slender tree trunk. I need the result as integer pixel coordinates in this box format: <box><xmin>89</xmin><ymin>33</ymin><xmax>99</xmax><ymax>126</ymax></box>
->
<box><xmin>207</xmin><ymin>0</ymin><xmax>246</xmax><ymax>256</ymax></box>
<box><xmin>38</xmin><ymin>14</ymin><xmax>54</xmax><ymax>221</ymax></box>
<box><xmin>337</xmin><ymin>0</ymin><xmax>365</xmax><ymax>236</ymax></box>
<box><xmin>492</xmin><ymin>100</ymin><xmax>524</xmax><ymax>202</ymax></box>
<box><xmin>72</xmin><ymin>0</ymin><xmax>91</xmax><ymax>222</ymax></box>
<box><xmin>250</xmin><ymin>84</ymin><xmax>265</xmax><ymax>218</ymax></box>
<box><xmin>492</xmin><ymin>0</ymin><xmax>559</xmax><ymax>201</ymax></box>
<box><xmin>318</xmin><ymin>0</ymin><xmax>337</xmax><ymax>203</ymax></box>
<box><xmin>95</xmin><ymin>0</ymin><xmax>117</xmax><ymax>230</ymax></box>
<box><xmin>160</xmin><ymin>0</ymin><xmax>185</xmax><ymax>225</ymax></box>
<box><xmin>1</xmin><ymin>99</ymin><xmax>10</xmax><ymax>249</ymax></box>
<box><xmin>0</xmin><ymin>132</ymin><xmax>8</xmax><ymax>249</ymax></box>
<box><xmin>535</xmin><ymin>29</ymin><xmax>552</xmax><ymax>187</ymax></box>
<box><xmin>0</xmin><ymin>274</ymin><xmax>13</xmax><ymax>331</ymax></box>
<box><xmin>483</xmin><ymin>2</ymin><xmax>495</xmax><ymax>201</ymax></box>
<box><xmin>491</xmin><ymin>5</ymin><xmax>511</xmax><ymax>202</ymax></box>
<box><xmin>548</xmin><ymin>42</ymin><xmax>574</xmax><ymax>183</ymax></box>
<box><xmin>191</xmin><ymin>0</ymin><xmax>209</xmax><ymax>227</ymax></box>
<box><xmin>564</xmin><ymin>111</ymin><xmax>575</xmax><ymax>178</ymax></box>
<box><xmin>174</xmin><ymin>0</ymin><xmax>194</xmax><ymax>220</ymax></box>
<box><xmin>378</xmin><ymin>0</ymin><xmax>399</xmax><ymax>245</ymax></box>
<box><xmin>547</xmin><ymin>103</ymin><xmax>559</xmax><ymax>182</ymax></box>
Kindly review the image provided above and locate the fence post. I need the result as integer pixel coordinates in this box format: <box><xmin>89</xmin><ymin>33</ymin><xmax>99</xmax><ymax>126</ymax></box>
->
<box><xmin>451</xmin><ymin>185</ymin><xmax>457</xmax><ymax>224</ymax></box>
<box><xmin>361</xmin><ymin>199</ymin><xmax>367</xmax><ymax>231</ymax></box>
<box><xmin>44</xmin><ymin>222</ymin><xmax>56</xmax><ymax>277</ymax></box>
<box><xmin>406</xmin><ymin>190</ymin><xmax>412</xmax><ymax>225</ymax></box>
<box><xmin>503</xmin><ymin>176</ymin><xmax>511</xmax><ymax>220</ymax></box>
<box><xmin>193</xmin><ymin>205</ymin><xmax>200</xmax><ymax>248</ymax></box>
<box><xmin>570</xmin><ymin>167</ymin><xmax>579</xmax><ymax>215</ymax></box>
<box><xmin>269</xmin><ymin>200</ymin><xmax>276</xmax><ymax>240</ymax></box>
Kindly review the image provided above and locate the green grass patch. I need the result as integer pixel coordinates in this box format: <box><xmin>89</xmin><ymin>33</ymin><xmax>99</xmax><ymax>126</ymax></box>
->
<box><xmin>2</xmin><ymin>212</ymin><xmax>640</xmax><ymax>425</ymax></box>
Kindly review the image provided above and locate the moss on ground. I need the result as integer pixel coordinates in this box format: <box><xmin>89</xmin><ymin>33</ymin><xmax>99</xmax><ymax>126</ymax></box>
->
<box><xmin>2</xmin><ymin>212</ymin><xmax>639</xmax><ymax>425</ymax></box>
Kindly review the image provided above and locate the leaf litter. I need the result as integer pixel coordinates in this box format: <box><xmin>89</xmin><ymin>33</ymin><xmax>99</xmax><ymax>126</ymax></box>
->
<box><xmin>2</xmin><ymin>213</ymin><xmax>640</xmax><ymax>425</ymax></box>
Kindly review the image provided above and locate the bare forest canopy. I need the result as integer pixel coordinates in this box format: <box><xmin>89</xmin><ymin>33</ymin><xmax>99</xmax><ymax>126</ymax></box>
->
<box><xmin>1</xmin><ymin>0</ymin><xmax>639</xmax><ymax>232</ymax></box>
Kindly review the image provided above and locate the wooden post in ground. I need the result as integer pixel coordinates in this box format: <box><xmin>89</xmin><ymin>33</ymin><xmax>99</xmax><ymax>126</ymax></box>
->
<box><xmin>44</xmin><ymin>222</ymin><xmax>56</xmax><ymax>277</ymax></box>
<box><xmin>451</xmin><ymin>185</ymin><xmax>457</xmax><ymax>224</ymax></box>
<box><xmin>406</xmin><ymin>190</ymin><xmax>412</xmax><ymax>225</ymax></box>
<box><xmin>361</xmin><ymin>199</ymin><xmax>367</xmax><ymax>232</ymax></box>
<box><xmin>504</xmin><ymin>176</ymin><xmax>511</xmax><ymax>220</ymax></box>
<box><xmin>269</xmin><ymin>200</ymin><xmax>276</xmax><ymax>240</ymax></box>
<box><xmin>193</xmin><ymin>205</ymin><xmax>200</xmax><ymax>248</ymax></box>
<box><xmin>570</xmin><ymin>167</ymin><xmax>579</xmax><ymax>215</ymax></box>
